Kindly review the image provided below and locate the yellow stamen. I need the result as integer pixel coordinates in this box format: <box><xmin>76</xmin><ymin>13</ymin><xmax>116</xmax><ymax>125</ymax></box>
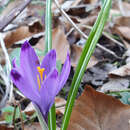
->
<box><xmin>37</xmin><ymin>75</ymin><xmax>41</xmax><ymax>90</ymax></box>
<box><xmin>37</xmin><ymin>66</ymin><xmax>45</xmax><ymax>82</ymax></box>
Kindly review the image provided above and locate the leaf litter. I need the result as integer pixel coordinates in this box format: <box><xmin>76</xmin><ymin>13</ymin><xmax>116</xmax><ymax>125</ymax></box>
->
<box><xmin>0</xmin><ymin>0</ymin><xmax>130</xmax><ymax>129</ymax></box>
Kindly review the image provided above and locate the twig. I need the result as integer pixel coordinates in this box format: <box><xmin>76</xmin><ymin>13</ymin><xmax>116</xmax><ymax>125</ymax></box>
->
<box><xmin>66</xmin><ymin>28</ymin><xmax>74</xmax><ymax>37</ymax></box>
<box><xmin>18</xmin><ymin>104</ymin><xmax>24</xmax><ymax>130</ymax></box>
<box><xmin>0</xmin><ymin>0</ymin><xmax>32</xmax><ymax>32</ymax></box>
<box><xmin>80</xmin><ymin>25</ymin><xmax>125</xmax><ymax>48</ymax></box>
<box><xmin>54</xmin><ymin>0</ymin><xmax>122</xmax><ymax>59</ymax></box>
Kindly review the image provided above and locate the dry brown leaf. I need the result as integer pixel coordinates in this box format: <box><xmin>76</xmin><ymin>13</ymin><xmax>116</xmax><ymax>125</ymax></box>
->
<box><xmin>23</xmin><ymin>102</ymin><xmax>35</xmax><ymax>116</ymax></box>
<box><xmin>55</xmin><ymin>97</ymin><xmax>66</xmax><ymax>115</ymax></box>
<box><xmin>55</xmin><ymin>97</ymin><xmax>66</xmax><ymax>108</ymax></box>
<box><xmin>4</xmin><ymin>26</ymin><xmax>30</xmax><ymax>48</ymax></box>
<box><xmin>0</xmin><ymin>125</ymin><xmax>14</xmax><ymax>130</ymax></box>
<box><xmin>68</xmin><ymin>85</ymin><xmax>130</xmax><ymax>130</ymax></box>
<box><xmin>36</xmin><ymin>26</ymin><xmax>70</xmax><ymax>63</ymax></box>
<box><xmin>83</xmin><ymin>0</ymin><xmax>98</xmax><ymax>4</ymax></box>
<box><xmin>113</xmin><ymin>16</ymin><xmax>130</xmax><ymax>41</ymax></box>
<box><xmin>115</xmin><ymin>26</ymin><xmax>130</xmax><ymax>41</ymax></box>
<box><xmin>3</xmin><ymin>21</ymin><xmax>43</xmax><ymax>48</ymax></box>
<box><xmin>109</xmin><ymin>62</ymin><xmax>130</xmax><ymax>78</ymax></box>
<box><xmin>70</xmin><ymin>44</ymin><xmax>98</xmax><ymax>68</ymax></box>
<box><xmin>56</xmin><ymin>106</ymin><xmax>65</xmax><ymax>115</ymax></box>
<box><xmin>114</xmin><ymin>17</ymin><xmax>130</xmax><ymax>27</ymax></box>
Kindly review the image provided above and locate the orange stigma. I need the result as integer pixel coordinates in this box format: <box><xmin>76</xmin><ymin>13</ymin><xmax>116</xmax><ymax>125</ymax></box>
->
<box><xmin>37</xmin><ymin>66</ymin><xmax>45</xmax><ymax>82</ymax></box>
<box><xmin>37</xmin><ymin>66</ymin><xmax>46</xmax><ymax>90</ymax></box>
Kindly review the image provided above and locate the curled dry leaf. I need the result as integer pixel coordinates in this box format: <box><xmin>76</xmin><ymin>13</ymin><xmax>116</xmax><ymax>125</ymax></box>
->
<box><xmin>36</xmin><ymin>26</ymin><xmax>70</xmax><ymax>63</ymax></box>
<box><xmin>3</xmin><ymin>21</ymin><xmax>43</xmax><ymax>48</ymax></box>
<box><xmin>68</xmin><ymin>85</ymin><xmax>130</xmax><ymax>130</ymax></box>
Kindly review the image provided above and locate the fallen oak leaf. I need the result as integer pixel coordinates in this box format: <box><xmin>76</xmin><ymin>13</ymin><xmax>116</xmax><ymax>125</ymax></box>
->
<box><xmin>68</xmin><ymin>85</ymin><xmax>130</xmax><ymax>130</ymax></box>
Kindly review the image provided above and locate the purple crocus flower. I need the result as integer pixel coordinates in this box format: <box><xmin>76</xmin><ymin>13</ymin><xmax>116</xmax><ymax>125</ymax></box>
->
<box><xmin>10</xmin><ymin>41</ymin><xmax>70</xmax><ymax>120</ymax></box>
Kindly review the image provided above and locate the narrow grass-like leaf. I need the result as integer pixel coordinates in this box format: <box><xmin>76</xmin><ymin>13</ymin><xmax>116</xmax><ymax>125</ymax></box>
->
<box><xmin>48</xmin><ymin>104</ymin><xmax>56</xmax><ymax>130</ymax></box>
<box><xmin>61</xmin><ymin>0</ymin><xmax>112</xmax><ymax>130</ymax></box>
<box><xmin>45</xmin><ymin>0</ymin><xmax>52</xmax><ymax>53</ymax></box>
<box><xmin>45</xmin><ymin>0</ymin><xmax>56</xmax><ymax>129</ymax></box>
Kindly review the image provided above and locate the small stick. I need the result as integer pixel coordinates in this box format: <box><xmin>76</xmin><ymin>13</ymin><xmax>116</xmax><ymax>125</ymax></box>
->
<box><xmin>80</xmin><ymin>25</ymin><xmax>125</xmax><ymax>48</ymax></box>
<box><xmin>66</xmin><ymin>28</ymin><xmax>74</xmax><ymax>37</ymax></box>
<box><xmin>54</xmin><ymin>0</ymin><xmax>122</xmax><ymax>59</ymax></box>
<box><xmin>18</xmin><ymin>104</ymin><xmax>24</xmax><ymax>130</ymax></box>
<box><xmin>0</xmin><ymin>0</ymin><xmax>32</xmax><ymax>32</ymax></box>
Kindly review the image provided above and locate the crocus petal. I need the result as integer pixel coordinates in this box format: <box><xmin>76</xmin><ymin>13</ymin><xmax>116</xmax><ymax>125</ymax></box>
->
<box><xmin>12</xmin><ymin>59</ymin><xmax>17</xmax><ymax>68</ymax></box>
<box><xmin>39</xmin><ymin>68</ymin><xmax>59</xmax><ymax>117</ymax></box>
<box><xmin>57</xmin><ymin>52</ymin><xmax>70</xmax><ymax>94</ymax></box>
<box><xmin>10</xmin><ymin>69</ymin><xmax>40</xmax><ymax>102</ymax></box>
<box><xmin>20</xmin><ymin>41</ymin><xmax>40</xmax><ymax>92</ymax></box>
<box><xmin>41</xmin><ymin>50</ymin><xmax>56</xmax><ymax>77</ymax></box>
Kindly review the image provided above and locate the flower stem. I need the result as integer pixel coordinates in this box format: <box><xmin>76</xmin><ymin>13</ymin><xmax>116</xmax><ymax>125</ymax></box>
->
<box><xmin>45</xmin><ymin>0</ymin><xmax>52</xmax><ymax>53</ymax></box>
<box><xmin>34</xmin><ymin>104</ymin><xmax>49</xmax><ymax>130</ymax></box>
<box><xmin>48</xmin><ymin>104</ymin><xmax>56</xmax><ymax>130</ymax></box>
<box><xmin>45</xmin><ymin>0</ymin><xmax>56</xmax><ymax>129</ymax></box>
